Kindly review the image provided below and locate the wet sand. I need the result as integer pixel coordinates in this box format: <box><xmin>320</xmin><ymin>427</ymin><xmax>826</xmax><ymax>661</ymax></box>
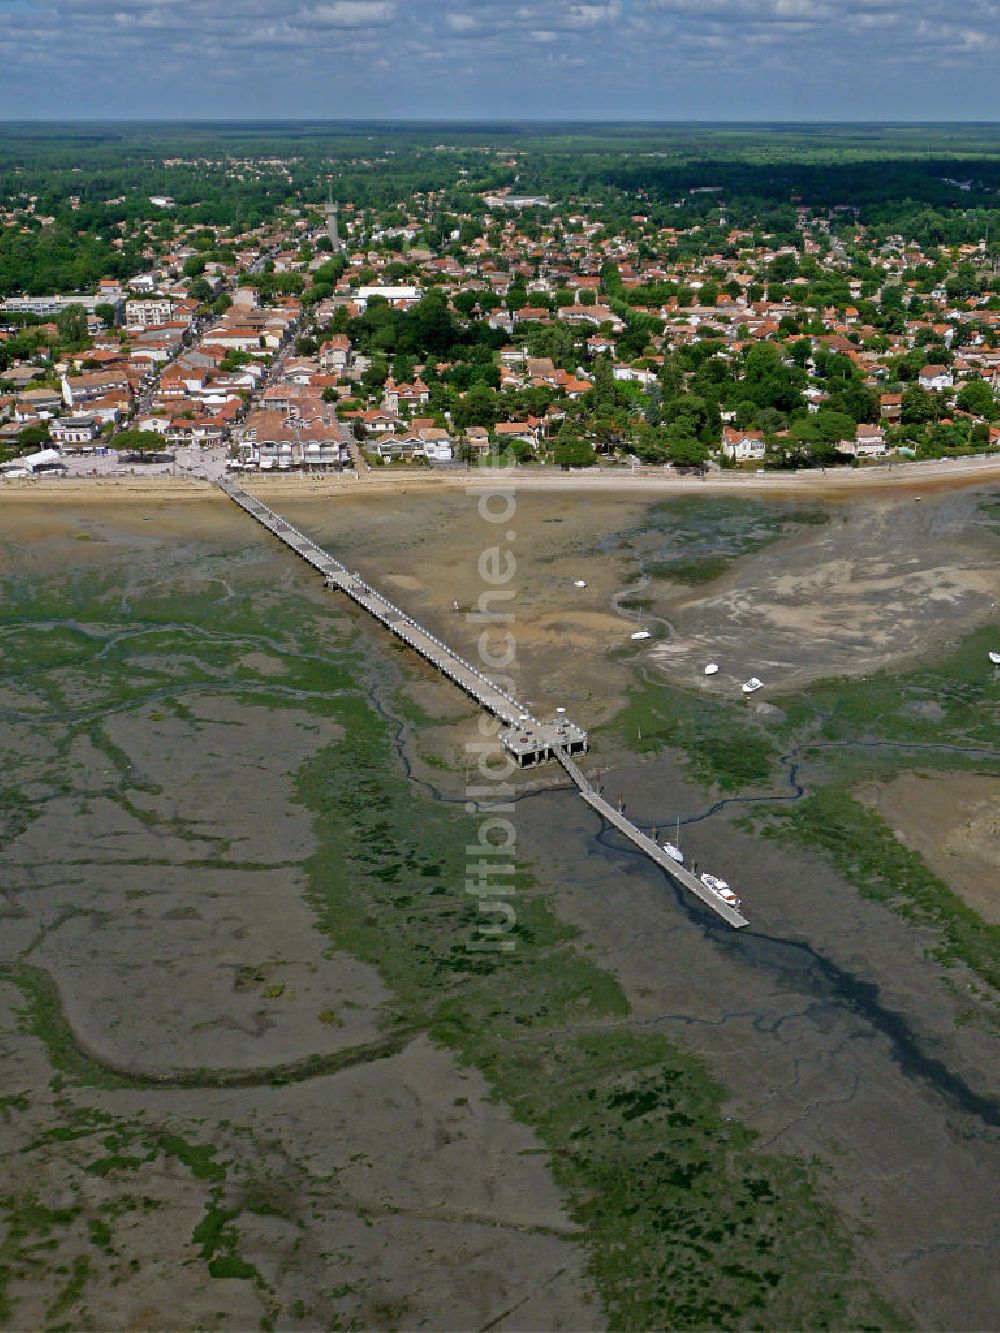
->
<box><xmin>266</xmin><ymin>482</ymin><xmax>1000</xmax><ymax>709</ymax></box>
<box><xmin>646</xmin><ymin>491</ymin><xmax>1000</xmax><ymax>691</ymax></box>
<box><xmin>3</xmin><ymin>485</ymin><xmax>999</xmax><ymax>1328</ymax></box>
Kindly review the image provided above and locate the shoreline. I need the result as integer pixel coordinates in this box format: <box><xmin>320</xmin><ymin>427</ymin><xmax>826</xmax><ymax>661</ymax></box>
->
<box><xmin>2</xmin><ymin>455</ymin><xmax>1000</xmax><ymax>504</ymax></box>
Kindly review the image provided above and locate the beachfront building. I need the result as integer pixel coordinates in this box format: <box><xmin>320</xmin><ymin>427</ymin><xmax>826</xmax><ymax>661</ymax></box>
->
<box><xmin>721</xmin><ymin>427</ymin><xmax>766</xmax><ymax>462</ymax></box>
<box><xmin>234</xmin><ymin>409</ymin><xmax>349</xmax><ymax>470</ymax></box>
<box><xmin>49</xmin><ymin>414</ymin><xmax>100</xmax><ymax>446</ymax></box>
<box><xmin>839</xmin><ymin>424</ymin><xmax>889</xmax><ymax>458</ymax></box>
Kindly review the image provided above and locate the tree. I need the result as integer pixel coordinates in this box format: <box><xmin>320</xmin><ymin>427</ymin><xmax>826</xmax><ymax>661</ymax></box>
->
<box><xmin>56</xmin><ymin>303</ymin><xmax>88</xmax><ymax>348</ymax></box>
<box><xmin>17</xmin><ymin>423</ymin><xmax>50</xmax><ymax>448</ymax></box>
<box><xmin>452</xmin><ymin>382</ymin><xmax>498</xmax><ymax>431</ymax></box>
<box><xmin>664</xmin><ymin>433</ymin><xmax>707</xmax><ymax>467</ymax></box>
<box><xmin>901</xmin><ymin>384</ymin><xmax>938</xmax><ymax>425</ymax></box>
<box><xmin>957</xmin><ymin>379</ymin><xmax>997</xmax><ymax>421</ymax></box>
<box><xmin>552</xmin><ymin>429</ymin><xmax>596</xmax><ymax>469</ymax></box>
<box><xmin>187</xmin><ymin>277</ymin><xmax>213</xmax><ymax>304</ymax></box>
<box><xmin>787</xmin><ymin>338</ymin><xmax>812</xmax><ymax>368</ymax></box>
<box><xmin>111</xmin><ymin>428</ymin><xmax>164</xmax><ymax>453</ymax></box>
<box><xmin>405</xmin><ymin>289</ymin><xmax>457</xmax><ymax>356</ymax></box>
<box><xmin>826</xmin><ymin>378</ymin><xmax>880</xmax><ymax>425</ymax></box>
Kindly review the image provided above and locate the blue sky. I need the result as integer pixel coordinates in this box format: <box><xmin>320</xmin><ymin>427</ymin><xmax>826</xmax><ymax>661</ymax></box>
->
<box><xmin>1</xmin><ymin>0</ymin><xmax>999</xmax><ymax>120</ymax></box>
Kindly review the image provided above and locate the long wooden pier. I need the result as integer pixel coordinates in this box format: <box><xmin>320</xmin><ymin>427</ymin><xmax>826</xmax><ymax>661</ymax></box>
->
<box><xmin>219</xmin><ymin>479</ymin><xmax>747</xmax><ymax>928</ymax></box>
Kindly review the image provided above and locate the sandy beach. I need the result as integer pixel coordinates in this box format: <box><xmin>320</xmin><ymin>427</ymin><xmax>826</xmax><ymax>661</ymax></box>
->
<box><xmin>2</xmin><ymin>453</ymin><xmax>1000</xmax><ymax>504</ymax></box>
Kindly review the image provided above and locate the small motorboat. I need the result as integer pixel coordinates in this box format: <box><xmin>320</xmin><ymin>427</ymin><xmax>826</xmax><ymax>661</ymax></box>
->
<box><xmin>741</xmin><ymin>677</ymin><xmax>764</xmax><ymax>694</ymax></box>
<box><xmin>574</xmin><ymin>579</ymin><xmax>587</xmax><ymax>588</ymax></box>
<box><xmin>631</xmin><ymin>630</ymin><xmax>652</xmax><ymax>641</ymax></box>
<box><xmin>704</xmin><ymin>663</ymin><xmax>719</xmax><ymax>676</ymax></box>
<box><xmin>989</xmin><ymin>651</ymin><xmax>1000</xmax><ymax>666</ymax></box>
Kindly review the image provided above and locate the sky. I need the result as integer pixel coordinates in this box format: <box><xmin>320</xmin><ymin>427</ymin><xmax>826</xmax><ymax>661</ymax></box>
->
<box><xmin>1</xmin><ymin>0</ymin><xmax>1000</xmax><ymax>121</ymax></box>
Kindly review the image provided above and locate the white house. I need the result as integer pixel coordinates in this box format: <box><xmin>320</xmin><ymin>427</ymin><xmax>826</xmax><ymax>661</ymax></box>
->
<box><xmin>417</xmin><ymin>430</ymin><xmax>453</xmax><ymax>462</ymax></box>
<box><xmin>613</xmin><ymin>366</ymin><xmax>658</xmax><ymax>387</ymax></box>
<box><xmin>355</xmin><ymin>285</ymin><xmax>421</xmax><ymax>313</ymax></box>
<box><xmin>49</xmin><ymin>414</ymin><xmax>99</xmax><ymax>446</ymax></box>
<box><xmin>721</xmin><ymin>427</ymin><xmax>766</xmax><ymax>461</ymax></box>
<box><xmin>918</xmin><ymin>364</ymin><xmax>954</xmax><ymax>391</ymax></box>
<box><xmin>840</xmin><ymin>424</ymin><xmax>888</xmax><ymax>458</ymax></box>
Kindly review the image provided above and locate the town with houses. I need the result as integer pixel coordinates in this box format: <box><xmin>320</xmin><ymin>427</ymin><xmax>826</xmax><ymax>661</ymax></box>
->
<box><xmin>2</xmin><ymin>172</ymin><xmax>1000</xmax><ymax>481</ymax></box>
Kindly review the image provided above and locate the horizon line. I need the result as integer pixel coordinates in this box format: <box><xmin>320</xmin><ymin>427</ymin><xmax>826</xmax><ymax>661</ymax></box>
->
<box><xmin>2</xmin><ymin>116</ymin><xmax>1000</xmax><ymax>128</ymax></box>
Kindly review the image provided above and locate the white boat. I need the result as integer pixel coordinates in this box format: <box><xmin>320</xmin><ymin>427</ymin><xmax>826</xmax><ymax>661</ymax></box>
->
<box><xmin>704</xmin><ymin>663</ymin><xmax>719</xmax><ymax>676</ymax></box>
<box><xmin>631</xmin><ymin>630</ymin><xmax>652</xmax><ymax>641</ymax></box>
<box><xmin>700</xmin><ymin>872</ymin><xmax>741</xmax><ymax>910</ymax></box>
<box><xmin>661</xmin><ymin>841</ymin><xmax>684</xmax><ymax>864</ymax></box>
<box><xmin>989</xmin><ymin>651</ymin><xmax>1000</xmax><ymax>666</ymax></box>
<box><xmin>574</xmin><ymin>580</ymin><xmax>587</xmax><ymax>588</ymax></box>
<box><xmin>741</xmin><ymin>677</ymin><xmax>764</xmax><ymax>694</ymax></box>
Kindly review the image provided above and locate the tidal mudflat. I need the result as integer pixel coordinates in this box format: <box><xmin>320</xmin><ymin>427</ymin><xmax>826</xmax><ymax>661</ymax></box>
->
<box><xmin>1</xmin><ymin>485</ymin><xmax>998</xmax><ymax>1329</ymax></box>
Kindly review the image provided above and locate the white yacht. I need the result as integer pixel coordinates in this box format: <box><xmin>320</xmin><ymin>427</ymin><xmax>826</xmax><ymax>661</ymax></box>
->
<box><xmin>704</xmin><ymin>663</ymin><xmax>719</xmax><ymax>676</ymax></box>
<box><xmin>742</xmin><ymin>677</ymin><xmax>764</xmax><ymax>694</ymax></box>
<box><xmin>700</xmin><ymin>873</ymin><xmax>741</xmax><ymax>910</ymax></box>
<box><xmin>660</xmin><ymin>841</ymin><xmax>684</xmax><ymax>864</ymax></box>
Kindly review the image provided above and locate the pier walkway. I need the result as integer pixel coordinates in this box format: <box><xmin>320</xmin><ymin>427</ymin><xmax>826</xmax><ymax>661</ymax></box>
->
<box><xmin>554</xmin><ymin>752</ymin><xmax>748</xmax><ymax>928</ymax></box>
<box><xmin>219</xmin><ymin>479</ymin><xmax>747</xmax><ymax>928</ymax></box>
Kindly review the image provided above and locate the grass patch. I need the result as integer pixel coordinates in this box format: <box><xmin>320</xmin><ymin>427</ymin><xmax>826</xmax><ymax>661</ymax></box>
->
<box><xmin>648</xmin><ymin>555</ymin><xmax>732</xmax><ymax>584</ymax></box>
<box><xmin>0</xmin><ymin>1194</ymin><xmax>81</xmax><ymax>1324</ymax></box>
<box><xmin>609</xmin><ymin>675</ymin><xmax>779</xmax><ymax>791</ymax></box>
<box><xmin>612</xmin><ymin>496</ymin><xmax>830</xmax><ymax>588</ymax></box>
<box><xmin>774</xmin><ymin>625</ymin><xmax>1000</xmax><ymax>752</ymax></box>
<box><xmin>45</xmin><ymin>1253</ymin><xmax>90</xmax><ymax>1324</ymax></box>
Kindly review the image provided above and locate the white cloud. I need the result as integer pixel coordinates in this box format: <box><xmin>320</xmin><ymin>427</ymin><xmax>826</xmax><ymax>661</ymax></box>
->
<box><xmin>303</xmin><ymin>0</ymin><xmax>395</xmax><ymax>25</ymax></box>
<box><xmin>444</xmin><ymin>12</ymin><xmax>479</xmax><ymax>30</ymax></box>
<box><xmin>2</xmin><ymin>0</ymin><xmax>1000</xmax><ymax>115</ymax></box>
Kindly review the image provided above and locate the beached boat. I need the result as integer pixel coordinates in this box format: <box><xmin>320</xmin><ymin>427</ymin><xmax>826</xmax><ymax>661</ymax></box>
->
<box><xmin>631</xmin><ymin>630</ymin><xmax>652</xmax><ymax>641</ymax></box>
<box><xmin>704</xmin><ymin>663</ymin><xmax>719</xmax><ymax>676</ymax></box>
<box><xmin>989</xmin><ymin>651</ymin><xmax>1000</xmax><ymax>666</ymax></box>
<box><xmin>741</xmin><ymin>677</ymin><xmax>764</xmax><ymax>694</ymax></box>
<box><xmin>574</xmin><ymin>580</ymin><xmax>587</xmax><ymax>588</ymax></box>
